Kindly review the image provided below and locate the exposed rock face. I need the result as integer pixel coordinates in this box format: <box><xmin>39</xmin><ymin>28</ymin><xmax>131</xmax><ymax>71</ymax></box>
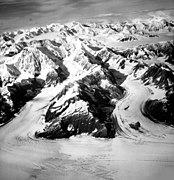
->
<box><xmin>143</xmin><ymin>99</ymin><xmax>167</xmax><ymax>123</ymax></box>
<box><xmin>141</xmin><ymin>63</ymin><xmax>174</xmax><ymax>89</ymax></box>
<box><xmin>0</xmin><ymin>92</ymin><xmax>13</xmax><ymax>124</ymax></box>
<box><xmin>120</xmin><ymin>40</ymin><xmax>174</xmax><ymax>61</ymax></box>
<box><xmin>143</xmin><ymin>85</ymin><xmax>174</xmax><ymax>125</ymax></box>
<box><xmin>8</xmin><ymin>78</ymin><xmax>45</xmax><ymax>110</ymax></box>
<box><xmin>35</xmin><ymin>67</ymin><xmax>125</xmax><ymax>139</ymax></box>
<box><xmin>0</xmin><ymin>77</ymin><xmax>45</xmax><ymax>125</ymax></box>
<box><xmin>0</xmin><ymin>14</ymin><xmax>174</xmax><ymax>135</ymax></box>
<box><xmin>129</xmin><ymin>122</ymin><xmax>141</xmax><ymax>131</ymax></box>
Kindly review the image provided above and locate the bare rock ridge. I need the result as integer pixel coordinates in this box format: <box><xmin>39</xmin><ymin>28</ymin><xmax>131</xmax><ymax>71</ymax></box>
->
<box><xmin>142</xmin><ymin>84</ymin><xmax>174</xmax><ymax>125</ymax></box>
<box><xmin>35</xmin><ymin>69</ymin><xmax>125</xmax><ymax>139</ymax></box>
<box><xmin>0</xmin><ymin>15</ymin><xmax>174</xmax><ymax>138</ymax></box>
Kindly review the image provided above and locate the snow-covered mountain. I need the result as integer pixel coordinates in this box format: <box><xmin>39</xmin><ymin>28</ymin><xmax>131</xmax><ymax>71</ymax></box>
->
<box><xmin>0</xmin><ymin>13</ymin><xmax>174</xmax><ymax>139</ymax></box>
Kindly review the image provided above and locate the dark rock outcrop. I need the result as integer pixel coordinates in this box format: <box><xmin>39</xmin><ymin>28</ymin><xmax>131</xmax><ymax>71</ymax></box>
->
<box><xmin>1</xmin><ymin>16</ymin><xmax>174</xmax><ymax>135</ymax></box>
<box><xmin>6</xmin><ymin>64</ymin><xmax>21</xmax><ymax>77</ymax></box>
<box><xmin>129</xmin><ymin>122</ymin><xmax>141</xmax><ymax>130</ymax></box>
<box><xmin>141</xmin><ymin>64</ymin><xmax>174</xmax><ymax>89</ymax></box>
<box><xmin>0</xmin><ymin>92</ymin><xmax>13</xmax><ymax>125</ymax></box>
<box><xmin>8</xmin><ymin>78</ymin><xmax>45</xmax><ymax>110</ymax></box>
<box><xmin>0</xmin><ymin>76</ymin><xmax>45</xmax><ymax>125</ymax></box>
<box><xmin>142</xmin><ymin>99</ymin><xmax>167</xmax><ymax>123</ymax></box>
<box><xmin>35</xmin><ymin>68</ymin><xmax>126</xmax><ymax>139</ymax></box>
<box><xmin>142</xmin><ymin>85</ymin><xmax>174</xmax><ymax>125</ymax></box>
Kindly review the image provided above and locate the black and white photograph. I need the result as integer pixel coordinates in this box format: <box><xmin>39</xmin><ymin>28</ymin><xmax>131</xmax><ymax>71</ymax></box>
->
<box><xmin>0</xmin><ymin>0</ymin><xmax>174</xmax><ymax>180</ymax></box>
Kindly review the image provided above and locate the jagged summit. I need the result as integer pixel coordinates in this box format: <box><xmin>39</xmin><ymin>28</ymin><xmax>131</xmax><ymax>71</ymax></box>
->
<box><xmin>0</xmin><ymin>15</ymin><xmax>174</xmax><ymax>137</ymax></box>
<box><xmin>141</xmin><ymin>63</ymin><xmax>174</xmax><ymax>89</ymax></box>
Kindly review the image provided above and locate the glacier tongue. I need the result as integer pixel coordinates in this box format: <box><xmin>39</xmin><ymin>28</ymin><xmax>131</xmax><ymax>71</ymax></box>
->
<box><xmin>0</xmin><ymin>14</ymin><xmax>174</xmax><ymax>134</ymax></box>
<box><xmin>0</xmin><ymin>9</ymin><xmax>174</xmax><ymax>180</ymax></box>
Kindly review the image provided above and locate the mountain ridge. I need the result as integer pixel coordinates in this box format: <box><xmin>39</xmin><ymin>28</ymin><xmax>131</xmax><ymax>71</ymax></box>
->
<box><xmin>0</xmin><ymin>14</ymin><xmax>174</xmax><ymax>138</ymax></box>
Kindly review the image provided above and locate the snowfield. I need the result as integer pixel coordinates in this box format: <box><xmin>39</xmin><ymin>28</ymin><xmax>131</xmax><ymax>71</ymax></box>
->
<box><xmin>0</xmin><ymin>7</ymin><xmax>174</xmax><ymax>180</ymax></box>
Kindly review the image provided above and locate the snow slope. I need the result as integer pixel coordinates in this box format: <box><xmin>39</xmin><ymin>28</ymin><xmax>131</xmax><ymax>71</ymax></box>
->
<box><xmin>0</xmin><ymin>9</ymin><xmax>174</xmax><ymax>180</ymax></box>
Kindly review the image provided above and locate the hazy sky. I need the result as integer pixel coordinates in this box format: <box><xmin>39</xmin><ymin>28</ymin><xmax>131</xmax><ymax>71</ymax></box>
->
<box><xmin>0</xmin><ymin>0</ymin><xmax>174</xmax><ymax>33</ymax></box>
